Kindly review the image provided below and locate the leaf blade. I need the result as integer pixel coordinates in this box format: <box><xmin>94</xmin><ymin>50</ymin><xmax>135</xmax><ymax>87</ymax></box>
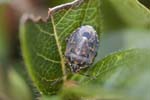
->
<box><xmin>20</xmin><ymin>0</ymin><xmax>101</xmax><ymax>95</ymax></box>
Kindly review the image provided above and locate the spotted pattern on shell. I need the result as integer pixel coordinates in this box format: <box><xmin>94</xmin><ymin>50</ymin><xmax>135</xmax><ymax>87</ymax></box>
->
<box><xmin>65</xmin><ymin>25</ymin><xmax>99</xmax><ymax>73</ymax></box>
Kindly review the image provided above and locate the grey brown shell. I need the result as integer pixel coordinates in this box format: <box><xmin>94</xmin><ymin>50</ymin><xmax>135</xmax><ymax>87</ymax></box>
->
<box><xmin>65</xmin><ymin>25</ymin><xmax>99</xmax><ymax>73</ymax></box>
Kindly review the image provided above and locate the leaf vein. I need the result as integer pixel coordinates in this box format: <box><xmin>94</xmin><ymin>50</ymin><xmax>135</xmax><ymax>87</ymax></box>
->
<box><xmin>81</xmin><ymin>0</ymin><xmax>91</xmax><ymax>25</ymax></box>
<box><xmin>58</xmin><ymin>21</ymin><xmax>77</xmax><ymax>39</ymax></box>
<box><xmin>36</xmin><ymin>52</ymin><xmax>60</xmax><ymax>63</ymax></box>
<box><xmin>55</xmin><ymin>7</ymin><xmax>73</xmax><ymax>26</ymax></box>
<box><xmin>35</xmin><ymin>24</ymin><xmax>54</xmax><ymax>36</ymax></box>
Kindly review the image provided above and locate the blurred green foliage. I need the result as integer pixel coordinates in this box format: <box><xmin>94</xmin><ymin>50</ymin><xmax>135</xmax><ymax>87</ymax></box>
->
<box><xmin>101</xmin><ymin>0</ymin><xmax>150</xmax><ymax>31</ymax></box>
<box><xmin>0</xmin><ymin>5</ymin><xmax>9</xmax><ymax>63</ymax></box>
<box><xmin>0</xmin><ymin>0</ymin><xmax>150</xmax><ymax>100</ymax></box>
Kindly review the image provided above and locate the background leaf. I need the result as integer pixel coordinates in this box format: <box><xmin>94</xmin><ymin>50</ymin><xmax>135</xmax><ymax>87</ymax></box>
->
<box><xmin>20</xmin><ymin>0</ymin><xmax>101</xmax><ymax>95</ymax></box>
<box><xmin>8</xmin><ymin>68</ymin><xmax>32</xmax><ymax>100</ymax></box>
<box><xmin>101</xmin><ymin>0</ymin><xmax>150</xmax><ymax>31</ymax></box>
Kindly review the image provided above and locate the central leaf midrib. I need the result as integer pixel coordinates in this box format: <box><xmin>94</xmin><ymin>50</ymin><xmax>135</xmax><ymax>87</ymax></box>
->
<box><xmin>50</xmin><ymin>15</ymin><xmax>67</xmax><ymax>81</ymax></box>
<box><xmin>48</xmin><ymin>0</ymin><xmax>91</xmax><ymax>82</ymax></box>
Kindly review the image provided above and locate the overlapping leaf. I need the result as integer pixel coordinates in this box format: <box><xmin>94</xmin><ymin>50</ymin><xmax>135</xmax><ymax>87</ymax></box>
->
<box><xmin>71</xmin><ymin>48</ymin><xmax>150</xmax><ymax>99</ymax></box>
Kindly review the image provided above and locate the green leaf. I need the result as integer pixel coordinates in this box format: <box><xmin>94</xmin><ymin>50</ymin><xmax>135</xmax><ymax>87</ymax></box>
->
<box><xmin>101</xmin><ymin>0</ymin><xmax>150</xmax><ymax>31</ymax></box>
<box><xmin>41</xmin><ymin>86</ymin><xmax>126</xmax><ymax>100</ymax></box>
<box><xmin>72</xmin><ymin>48</ymin><xmax>150</xmax><ymax>99</ymax></box>
<box><xmin>20</xmin><ymin>0</ymin><xmax>101</xmax><ymax>95</ymax></box>
<box><xmin>8</xmin><ymin>69</ymin><xmax>32</xmax><ymax>100</ymax></box>
<box><xmin>59</xmin><ymin>87</ymin><xmax>121</xmax><ymax>100</ymax></box>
